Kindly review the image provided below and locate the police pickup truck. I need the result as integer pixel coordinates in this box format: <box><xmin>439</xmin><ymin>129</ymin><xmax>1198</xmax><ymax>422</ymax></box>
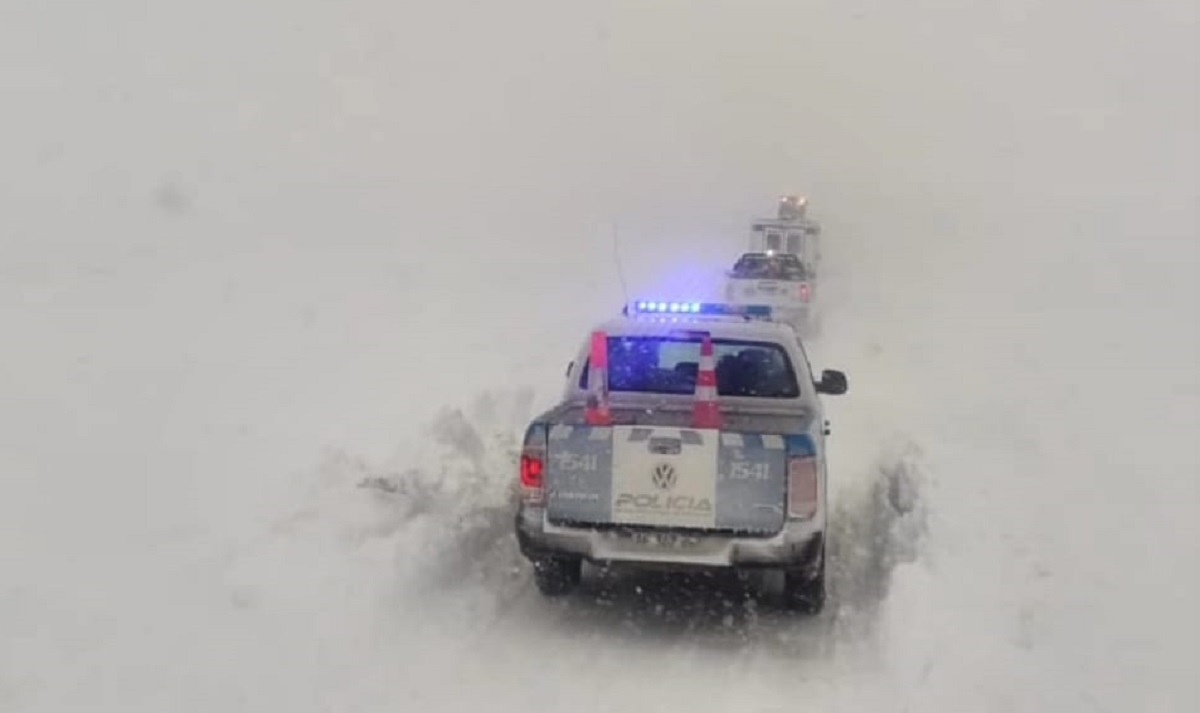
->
<box><xmin>514</xmin><ymin>300</ymin><xmax>847</xmax><ymax>613</ymax></box>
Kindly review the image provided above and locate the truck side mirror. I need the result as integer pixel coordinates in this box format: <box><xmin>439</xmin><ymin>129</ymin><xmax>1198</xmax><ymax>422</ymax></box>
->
<box><xmin>815</xmin><ymin>369</ymin><xmax>847</xmax><ymax>395</ymax></box>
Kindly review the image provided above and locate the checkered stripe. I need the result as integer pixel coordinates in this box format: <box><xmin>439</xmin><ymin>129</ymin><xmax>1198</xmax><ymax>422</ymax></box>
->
<box><xmin>550</xmin><ymin>425</ymin><xmax>786</xmax><ymax>451</ymax></box>
<box><xmin>719</xmin><ymin>432</ymin><xmax>785</xmax><ymax>450</ymax></box>
<box><xmin>549</xmin><ymin>425</ymin><xmax>612</xmax><ymax>442</ymax></box>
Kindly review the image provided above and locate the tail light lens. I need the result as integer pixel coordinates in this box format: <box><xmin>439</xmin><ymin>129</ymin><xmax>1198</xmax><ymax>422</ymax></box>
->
<box><xmin>788</xmin><ymin>455</ymin><xmax>818</xmax><ymax>519</ymax></box>
<box><xmin>519</xmin><ymin>446</ymin><xmax>545</xmax><ymax>505</ymax></box>
<box><xmin>798</xmin><ymin>283</ymin><xmax>811</xmax><ymax>302</ymax></box>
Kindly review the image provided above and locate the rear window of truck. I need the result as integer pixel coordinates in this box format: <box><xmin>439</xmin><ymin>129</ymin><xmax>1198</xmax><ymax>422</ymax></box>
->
<box><xmin>579</xmin><ymin>336</ymin><xmax>800</xmax><ymax>398</ymax></box>
<box><xmin>730</xmin><ymin>254</ymin><xmax>808</xmax><ymax>280</ymax></box>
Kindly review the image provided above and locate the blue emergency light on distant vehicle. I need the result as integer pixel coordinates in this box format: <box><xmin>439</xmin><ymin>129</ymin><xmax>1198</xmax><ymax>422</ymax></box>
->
<box><xmin>628</xmin><ymin>300</ymin><xmax>775</xmax><ymax>319</ymax></box>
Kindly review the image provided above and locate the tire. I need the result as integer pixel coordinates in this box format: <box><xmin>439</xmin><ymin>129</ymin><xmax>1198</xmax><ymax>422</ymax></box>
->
<box><xmin>782</xmin><ymin>563</ymin><xmax>826</xmax><ymax>615</ymax></box>
<box><xmin>531</xmin><ymin>556</ymin><xmax>582</xmax><ymax>597</ymax></box>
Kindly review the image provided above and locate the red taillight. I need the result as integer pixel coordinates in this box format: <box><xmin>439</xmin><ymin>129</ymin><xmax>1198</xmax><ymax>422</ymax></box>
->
<box><xmin>519</xmin><ymin>448</ymin><xmax>545</xmax><ymax>504</ymax></box>
<box><xmin>798</xmin><ymin>282</ymin><xmax>811</xmax><ymax>302</ymax></box>
<box><xmin>788</xmin><ymin>455</ymin><xmax>818</xmax><ymax>519</ymax></box>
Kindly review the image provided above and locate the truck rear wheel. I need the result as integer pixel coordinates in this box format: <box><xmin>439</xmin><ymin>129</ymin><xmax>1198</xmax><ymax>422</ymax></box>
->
<box><xmin>782</xmin><ymin>565</ymin><xmax>826</xmax><ymax>614</ymax></box>
<box><xmin>531</xmin><ymin>556</ymin><xmax>582</xmax><ymax>596</ymax></box>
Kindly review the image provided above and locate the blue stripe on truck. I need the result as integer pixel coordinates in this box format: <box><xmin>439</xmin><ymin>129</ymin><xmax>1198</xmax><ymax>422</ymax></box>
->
<box><xmin>785</xmin><ymin>433</ymin><xmax>816</xmax><ymax>456</ymax></box>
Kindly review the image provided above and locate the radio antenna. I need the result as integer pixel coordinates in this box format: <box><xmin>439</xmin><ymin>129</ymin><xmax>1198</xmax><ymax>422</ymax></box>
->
<box><xmin>611</xmin><ymin>222</ymin><xmax>630</xmax><ymax>304</ymax></box>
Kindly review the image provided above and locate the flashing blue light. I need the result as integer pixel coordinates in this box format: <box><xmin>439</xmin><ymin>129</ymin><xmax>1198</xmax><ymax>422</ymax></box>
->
<box><xmin>630</xmin><ymin>300</ymin><xmax>773</xmax><ymax>319</ymax></box>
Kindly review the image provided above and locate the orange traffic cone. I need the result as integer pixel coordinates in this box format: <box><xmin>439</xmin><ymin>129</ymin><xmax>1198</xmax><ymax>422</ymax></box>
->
<box><xmin>585</xmin><ymin>330</ymin><xmax>613</xmax><ymax>426</ymax></box>
<box><xmin>691</xmin><ymin>333</ymin><xmax>722</xmax><ymax>429</ymax></box>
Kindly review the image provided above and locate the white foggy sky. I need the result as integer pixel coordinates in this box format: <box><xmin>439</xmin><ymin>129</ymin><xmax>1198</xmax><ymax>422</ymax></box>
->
<box><xmin>1</xmin><ymin>1</ymin><xmax>1196</xmax><ymax>710</ymax></box>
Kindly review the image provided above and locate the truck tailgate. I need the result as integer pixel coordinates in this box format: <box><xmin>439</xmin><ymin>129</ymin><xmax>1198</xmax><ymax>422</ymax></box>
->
<box><xmin>727</xmin><ymin>278</ymin><xmax>807</xmax><ymax>307</ymax></box>
<box><xmin>545</xmin><ymin>424</ymin><xmax>787</xmax><ymax>534</ymax></box>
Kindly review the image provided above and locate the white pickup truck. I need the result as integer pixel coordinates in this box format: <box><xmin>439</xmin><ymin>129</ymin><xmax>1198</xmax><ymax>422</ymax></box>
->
<box><xmin>514</xmin><ymin>300</ymin><xmax>848</xmax><ymax>613</ymax></box>
<box><xmin>724</xmin><ymin>252</ymin><xmax>818</xmax><ymax>335</ymax></box>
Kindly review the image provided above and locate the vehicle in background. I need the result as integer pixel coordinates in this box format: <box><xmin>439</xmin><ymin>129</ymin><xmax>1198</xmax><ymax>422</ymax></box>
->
<box><xmin>749</xmin><ymin>195</ymin><xmax>821</xmax><ymax>276</ymax></box>
<box><xmin>724</xmin><ymin>252</ymin><xmax>818</xmax><ymax>335</ymax></box>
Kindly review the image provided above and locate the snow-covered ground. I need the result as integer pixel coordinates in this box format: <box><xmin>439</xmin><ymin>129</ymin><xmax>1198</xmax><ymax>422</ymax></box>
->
<box><xmin>3</xmin><ymin>1</ymin><xmax>1196</xmax><ymax>711</ymax></box>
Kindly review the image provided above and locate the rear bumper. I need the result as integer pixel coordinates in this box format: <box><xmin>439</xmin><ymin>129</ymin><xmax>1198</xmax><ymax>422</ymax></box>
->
<box><xmin>773</xmin><ymin>304</ymin><xmax>815</xmax><ymax>321</ymax></box>
<box><xmin>515</xmin><ymin>505</ymin><xmax>823</xmax><ymax>573</ymax></box>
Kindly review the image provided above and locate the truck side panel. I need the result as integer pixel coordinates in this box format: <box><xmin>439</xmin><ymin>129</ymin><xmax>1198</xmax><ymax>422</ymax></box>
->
<box><xmin>544</xmin><ymin>424</ymin><xmax>613</xmax><ymax>524</ymax></box>
<box><xmin>714</xmin><ymin>432</ymin><xmax>787</xmax><ymax>532</ymax></box>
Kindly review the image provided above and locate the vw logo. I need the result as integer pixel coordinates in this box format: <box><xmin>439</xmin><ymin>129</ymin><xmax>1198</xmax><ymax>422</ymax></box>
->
<box><xmin>651</xmin><ymin>463</ymin><xmax>677</xmax><ymax>490</ymax></box>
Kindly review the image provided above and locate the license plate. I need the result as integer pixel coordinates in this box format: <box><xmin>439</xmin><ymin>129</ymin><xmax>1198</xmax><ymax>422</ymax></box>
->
<box><xmin>626</xmin><ymin>531</ymin><xmax>701</xmax><ymax>549</ymax></box>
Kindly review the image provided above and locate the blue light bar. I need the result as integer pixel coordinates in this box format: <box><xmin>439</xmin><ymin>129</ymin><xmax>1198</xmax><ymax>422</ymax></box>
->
<box><xmin>633</xmin><ymin>300</ymin><xmax>701</xmax><ymax>314</ymax></box>
<box><xmin>629</xmin><ymin>300</ymin><xmax>773</xmax><ymax>319</ymax></box>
